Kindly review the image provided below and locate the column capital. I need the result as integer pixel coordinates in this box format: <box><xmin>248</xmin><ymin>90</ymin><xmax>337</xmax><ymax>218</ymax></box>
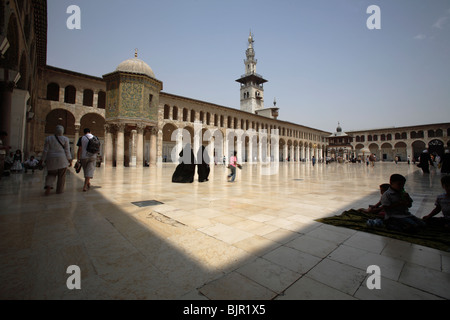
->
<box><xmin>136</xmin><ymin>123</ymin><xmax>146</xmax><ymax>134</ymax></box>
<box><xmin>114</xmin><ymin>123</ymin><xmax>126</xmax><ymax>132</ymax></box>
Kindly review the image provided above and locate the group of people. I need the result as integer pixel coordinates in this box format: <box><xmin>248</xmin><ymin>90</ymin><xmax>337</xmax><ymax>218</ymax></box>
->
<box><xmin>0</xmin><ymin>126</ymin><xmax>98</xmax><ymax>195</ymax></box>
<box><xmin>172</xmin><ymin>146</ymin><xmax>241</xmax><ymax>183</ymax></box>
<box><xmin>417</xmin><ymin>149</ymin><xmax>450</xmax><ymax>174</ymax></box>
<box><xmin>362</xmin><ymin>173</ymin><xmax>450</xmax><ymax>233</ymax></box>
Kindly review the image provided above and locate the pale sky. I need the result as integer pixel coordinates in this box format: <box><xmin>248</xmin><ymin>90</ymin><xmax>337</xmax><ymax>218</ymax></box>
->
<box><xmin>47</xmin><ymin>0</ymin><xmax>450</xmax><ymax>133</ymax></box>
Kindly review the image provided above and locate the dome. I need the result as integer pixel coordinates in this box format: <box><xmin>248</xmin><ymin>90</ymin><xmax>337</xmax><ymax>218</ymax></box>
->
<box><xmin>116</xmin><ymin>56</ymin><xmax>156</xmax><ymax>79</ymax></box>
<box><xmin>336</xmin><ymin>122</ymin><xmax>342</xmax><ymax>133</ymax></box>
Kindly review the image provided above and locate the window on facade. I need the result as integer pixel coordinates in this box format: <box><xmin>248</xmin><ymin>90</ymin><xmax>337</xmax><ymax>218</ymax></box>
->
<box><xmin>98</xmin><ymin>91</ymin><xmax>106</xmax><ymax>109</ymax></box>
<box><xmin>83</xmin><ymin>89</ymin><xmax>94</xmax><ymax>107</ymax></box>
<box><xmin>387</xmin><ymin>134</ymin><xmax>392</xmax><ymax>140</ymax></box>
<box><xmin>418</xmin><ymin>131</ymin><xmax>424</xmax><ymax>138</ymax></box>
<box><xmin>356</xmin><ymin>136</ymin><xmax>360</xmax><ymax>142</ymax></box>
<box><xmin>395</xmin><ymin>133</ymin><xmax>401</xmax><ymax>140</ymax></box>
<box><xmin>401</xmin><ymin>132</ymin><xmax>407</xmax><ymax>139</ymax></box>
<box><xmin>436</xmin><ymin>129</ymin><xmax>443</xmax><ymax>137</ymax></box>
<box><xmin>428</xmin><ymin>130</ymin><xmax>435</xmax><ymax>138</ymax></box>
<box><xmin>373</xmin><ymin>135</ymin><xmax>378</xmax><ymax>141</ymax></box>
<box><xmin>206</xmin><ymin>113</ymin><xmax>211</xmax><ymax>125</ymax></box>
<box><xmin>214</xmin><ymin>114</ymin><xmax>218</xmax><ymax>126</ymax></box>
<box><xmin>411</xmin><ymin>131</ymin><xmax>417</xmax><ymax>139</ymax></box>
<box><xmin>173</xmin><ymin>107</ymin><xmax>178</xmax><ymax>120</ymax></box>
<box><xmin>190</xmin><ymin>110</ymin><xmax>196</xmax><ymax>122</ymax></box>
<box><xmin>227</xmin><ymin>116</ymin><xmax>232</xmax><ymax>129</ymax></box>
<box><xmin>64</xmin><ymin>85</ymin><xmax>76</xmax><ymax>104</ymax></box>
<box><xmin>164</xmin><ymin>105</ymin><xmax>170</xmax><ymax>119</ymax></box>
<box><xmin>183</xmin><ymin>109</ymin><xmax>188</xmax><ymax>122</ymax></box>
<box><xmin>368</xmin><ymin>135</ymin><xmax>373</xmax><ymax>142</ymax></box>
<box><xmin>220</xmin><ymin>115</ymin><xmax>224</xmax><ymax>127</ymax></box>
<box><xmin>47</xmin><ymin>83</ymin><xmax>60</xmax><ymax>101</ymax></box>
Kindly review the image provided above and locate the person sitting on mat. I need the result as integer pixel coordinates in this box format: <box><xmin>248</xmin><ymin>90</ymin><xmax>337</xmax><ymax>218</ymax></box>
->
<box><xmin>422</xmin><ymin>175</ymin><xmax>450</xmax><ymax>229</ymax></box>
<box><xmin>381</xmin><ymin>174</ymin><xmax>425</xmax><ymax>233</ymax></box>
<box><xmin>360</xmin><ymin>183</ymin><xmax>390</xmax><ymax>217</ymax></box>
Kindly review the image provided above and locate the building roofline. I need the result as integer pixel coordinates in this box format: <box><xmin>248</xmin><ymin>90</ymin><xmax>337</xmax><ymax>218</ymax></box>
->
<box><xmin>347</xmin><ymin>122</ymin><xmax>450</xmax><ymax>133</ymax></box>
<box><xmin>160</xmin><ymin>92</ymin><xmax>331</xmax><ymax>135</ymax></box>
<box><xmin>44</xmin><ymin>65</ymin><xmax>105</xmax><ymax>82</ymax></box>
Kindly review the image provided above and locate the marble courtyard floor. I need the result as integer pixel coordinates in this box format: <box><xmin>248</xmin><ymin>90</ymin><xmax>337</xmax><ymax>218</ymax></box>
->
<box><xmin>0</xmin><ymin>162</ymin><xmax>449</xmax><ymax>300</ymax></box>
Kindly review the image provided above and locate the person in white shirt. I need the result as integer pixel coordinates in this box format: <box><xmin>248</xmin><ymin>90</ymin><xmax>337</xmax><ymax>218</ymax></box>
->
<box><xmin>77</xmin><ymin>128</ymin><xmax>97</xmax><ymax>192</ymax></box>
<box><xmin>40</xmin><ymin>125</ymin><xmax>72</xmax><ymax>195</ymax></box>
<box><xmin>24</xmin><ymin>156</ymin><xmax>39</xmax><ymax>173</ymax></box>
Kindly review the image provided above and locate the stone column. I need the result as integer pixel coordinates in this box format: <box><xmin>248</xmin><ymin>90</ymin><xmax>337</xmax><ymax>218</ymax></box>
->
<box><xmin>0</xmin><ymin>82</ymin><xmax>15</xmax><ymax>148</ymax></box>
<box><xmin>74</xmin><ymin>124</ymin><xmax>81</xmax><ymax>159</ymax></box>
<box><xmin>296</xmin><ymin>146</ymin><xmax>300</xmax><ymax>162</ymax></box>
<box><xmin>104</xmin><ymin>124</ymin><xmax>113</xmax><ymax>167</ymax></box>
<box><xmin>290</xmin><ymin>145</ymin><xmax>295</xmax><ymax>162</ymax></box>
<box><xmin>116</xmin><ymin>123</ymin><xmax>125</xmax><ymax>167</ymax></box>
<box><xmin>136</xmin><ymin>124</ymin><xmax>145</xmax><ymax>167</ymax></box>
<box><xmin>207</xmin><ymin>136</ymin><xmax>214</xmax><ymax>165</ymax></box>
<box><xmin>149</xmin><ymin>127</ymin><xmax>157</xmax><ymax>166</ymax></box>
<box><xmin>284</xmin><ymin>144</ymin><xmax>288</xmax><ymax>162</ymax></box>
<box><xmin>130</xmin><ymin>129</ymin><xmax>137</xmax><ymax>167</ymax></box>
<box><xmin>247</xmin><ymin>137</ymin><xmax>253</xmax><ymax>164</ymax></box>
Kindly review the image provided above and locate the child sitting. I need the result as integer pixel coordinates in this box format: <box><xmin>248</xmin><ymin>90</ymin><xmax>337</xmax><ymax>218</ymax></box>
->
<box><xmin>381</xmin><ymin>174</ymin><xmax>425</xmax><ymax>233</ymax></box>
<box><xmin>422</xmin><ymin>175</ymin><xmax>450</xmax><ymax>229</ymax></box>
<box><xmin>365</xmin><ymin>184</ymin><xmax>390</xmax><ymax>228</ymax></box>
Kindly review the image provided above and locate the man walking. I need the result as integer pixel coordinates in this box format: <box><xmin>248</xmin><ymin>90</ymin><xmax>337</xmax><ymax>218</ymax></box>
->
<box><xmin>77</xmin><ymin>128</ymin><xmax>99</xmax><ymax>192</ymax></box>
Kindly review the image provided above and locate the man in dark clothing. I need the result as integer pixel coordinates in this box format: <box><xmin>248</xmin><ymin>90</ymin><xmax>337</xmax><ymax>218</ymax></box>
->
<box><xmin>418</xmin><ymin>150</ymin><xmax>434</xmax><ymax>174</ymax></box>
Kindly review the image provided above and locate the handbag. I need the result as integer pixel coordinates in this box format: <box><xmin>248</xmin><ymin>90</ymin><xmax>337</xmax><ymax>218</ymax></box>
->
<box><xmin>74</xmin><ymin>161</ymin><xmax>82</xmax><ymax>173</ymax></box>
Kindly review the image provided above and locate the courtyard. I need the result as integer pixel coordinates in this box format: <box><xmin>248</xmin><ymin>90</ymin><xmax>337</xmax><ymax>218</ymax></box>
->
<box><xmin>0</xmin><ymin>162</ymin><xmax>449</xmax><ymax>300</ymax></box>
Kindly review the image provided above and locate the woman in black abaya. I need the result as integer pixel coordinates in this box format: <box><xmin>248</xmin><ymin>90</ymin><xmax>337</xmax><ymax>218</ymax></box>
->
<box><xmin>172</xmin><ymin>144</ymin><xmax>195</xmax><ymax>183</ymax></box>
<box><xmin>197</xmin><ymin>145</ymin><xmax>210</xmax><ymax>182</ymax></box>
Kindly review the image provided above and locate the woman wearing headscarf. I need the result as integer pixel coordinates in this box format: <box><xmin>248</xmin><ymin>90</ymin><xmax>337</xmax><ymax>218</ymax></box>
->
<box><xmin>172</xmin><ymin>143</ymin><xmax>195</xmax><ymax>183</ymax></box>
<box><xmin>197</xmin><ymin>145</ymin><xmax>210</xmax><ymax>182</ymax></box>
<box><xmin>40</xmin><ymin>125</ymin><xmax>72</xmax><ymax>195</ymax></box>
<box><xmin>418</xmin><ymin>149</ymin><xmax>433</xmax><ymax>174</ymax></box>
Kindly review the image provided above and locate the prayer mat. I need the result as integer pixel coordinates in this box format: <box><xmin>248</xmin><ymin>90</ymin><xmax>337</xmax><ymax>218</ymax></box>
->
<box><xmin>316</xmin><ymin>210</ymin><xmax>450</xmax><ymax>252</ymax></box>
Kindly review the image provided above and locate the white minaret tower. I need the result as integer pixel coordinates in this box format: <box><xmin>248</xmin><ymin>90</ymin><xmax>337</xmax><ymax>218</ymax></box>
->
<box><xmin>236</xmin><ymin>32</ymin><xmax>268</xmax><ymax>114</ymax></box>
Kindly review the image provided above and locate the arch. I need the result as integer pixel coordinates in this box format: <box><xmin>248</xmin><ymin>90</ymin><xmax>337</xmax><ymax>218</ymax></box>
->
<box><xmin>79</xmin><ymin>113</ymin><xmax>106</xmax><ymax>138</ymax></box>
<box><xmin>64</xmin><ymin>85</ymin><xmax>76</xmax><ymax>104</ymax></box>
<box><xmin>412</xmin><ymin>140</ymin><xmax>426</xmax><ymax>160</ymax></box>
<box><xmin>83</xmin><ymin>89</ymin><xmax>94</xmax><ymax>107</ymax></box>
<box><xmin>162</xmin><ymin>123</ymin><xmax>178</xmax><ymax>142</ymax></box>
<box><xmin>394</xmin><ymin>142</ymin><xmax>407</xmax><ymax>148</ymax></box>
<box><xmin>428</xmin><ymin>139</ymin><xmax>444</xmax><ymax>158</ymax></box>
<box><xmin>162</xmin><ymin>123</ymin><xmax>179</xmax><ymax>162</ymax></box>
<box><xmin>97</xmin><ymin>91</ymin><xmax>106</xmax><ymax>109</ymax></box>
<box><xmin>47</xmin><ymin>83</ymin><xmax>60</xmax><ymax>101</ymax></box>
<box><xmin>45</xmin><ymin>109</ymin><xmax>76</xmax><ymax>136</ymax></box>
<box><xmin>368</xmin><ymin>143</ymin><xmax>379</xmax><ymax>154</ymax></box>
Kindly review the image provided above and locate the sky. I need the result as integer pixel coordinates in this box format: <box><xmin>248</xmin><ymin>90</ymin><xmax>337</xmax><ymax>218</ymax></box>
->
<box><xmin>47</xmin><ymin>0</ymin><xmax>450</xmax><ymax>133</ymax></box>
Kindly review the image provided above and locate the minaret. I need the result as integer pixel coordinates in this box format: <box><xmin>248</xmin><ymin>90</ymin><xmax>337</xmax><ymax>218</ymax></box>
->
<box><xmin>236</xmin><ymin>32</ymin><xmax>267</xmax><ymax>114</ymax></box>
